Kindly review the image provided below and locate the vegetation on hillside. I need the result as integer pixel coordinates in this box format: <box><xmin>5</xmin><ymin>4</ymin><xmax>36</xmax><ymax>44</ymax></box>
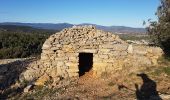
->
<box><xmin>118</xmin><ymin>34</ymin><xmax>149</xmax><ymax>41</ymax></box>
<box><xmin>147</xmin><ymin>0</ymin><xmax>170</xmax><ymax>56</ymax></box>
<box><xmin>0</xmin><ymin>25</ymin><xmax>56</xmax><ymax>59</ymax></box>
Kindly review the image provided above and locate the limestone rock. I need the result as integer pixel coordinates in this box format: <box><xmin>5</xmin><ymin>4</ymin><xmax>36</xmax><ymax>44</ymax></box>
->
<box><xmin>34</xmin><ymin>74</ymin><xmax>50</xmax><ymax>86</ymax></box>
<box><xmin>127</xmin><ymin>45</ymin><xmax>133</xmax><ymax>54</ymax></box>
<box><xmin>160</xmin><ymin>94</ymin><xmax>170</xmax><ymax>100</ymax></box>
<box><xmin>24</xmin><ymin>84</ymin><xmax>33</xmax><ymax>93</ymax></box>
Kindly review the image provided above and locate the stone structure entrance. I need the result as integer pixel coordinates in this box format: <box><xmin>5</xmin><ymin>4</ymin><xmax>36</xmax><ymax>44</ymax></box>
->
<box><xmin>78</xmin><ymin>53</ymin><xmax>93</xmax><ymax>76</ymax></box>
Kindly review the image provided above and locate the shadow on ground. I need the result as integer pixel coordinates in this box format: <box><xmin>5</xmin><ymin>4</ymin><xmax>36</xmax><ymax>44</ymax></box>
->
<box><xmin>0</xmin><ymin>59</ymin><xmax>34</xmax><ymax>99</ymax></box>
<box><xmin>135</xmin><ymin>73</ymin><xmax>162</xmax><ymax>100</ymax></box>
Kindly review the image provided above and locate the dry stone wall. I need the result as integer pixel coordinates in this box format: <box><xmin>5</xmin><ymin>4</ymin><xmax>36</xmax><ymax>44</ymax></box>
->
<box><xmin>20</xmin><ymin>26</ymin><xmax>163</xmax><ymax>83</ymax></box>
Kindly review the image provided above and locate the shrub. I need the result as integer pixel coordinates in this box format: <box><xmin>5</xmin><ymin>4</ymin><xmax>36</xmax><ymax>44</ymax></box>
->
<box><xmin>147</xmin><ymin>0</ymin><xmax>170</xmax><ymax>56</ymax></box>
<box><xmin>0</xmin><ymin>25</ymin><xmax>56</xmax><ymax>59</ymax></box>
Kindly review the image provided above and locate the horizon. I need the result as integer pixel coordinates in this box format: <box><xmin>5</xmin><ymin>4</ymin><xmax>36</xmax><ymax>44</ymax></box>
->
<box><xmin>0</xmin><ymin>22</ymin><xmax>146</xmax><ymax>28</ymax></box>
<box><xmin>0</xmin><ymin>0</ymin><xmax>160</xmax><ymax>28</ymax></box>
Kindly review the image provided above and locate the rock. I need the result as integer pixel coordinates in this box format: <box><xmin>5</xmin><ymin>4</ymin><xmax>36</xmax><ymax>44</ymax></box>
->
<box><xmin>99</xmin><ymin>49</ymin><xmax>111</xmax><ymax>53</ymax></box>
<box><xmin>152</xmin><ymin>47</ymin><xmax>164</xmax><ymax>56</ymax></box>
<box><xmin>78</xmin><ymin>49</ymin><xmax>97</xmax><ymax>53</ymax></box>
<box><xmin>69</xmin><ymin>57</ymin><xmax>77</xmax><ymax>62</ymax></box>
<box><xmin>57</xmin><ymin>62</ymin><xmax>64</xmax><ymax>67</ymax></box>
<box><xmin>50</xmin><ymin>68</ymin><xmax>57</xmax><ymax>77</ymax></box>
<box><xmin>24</xmin><ymin>84</ymin><xmax>33</xmax><ymax>93</ymax></box>
<box><xmin>69</xmin><ymin>72</ymin><xmax>78</xmax><ymax>77</ymax></box>
<box><xmin>127</xmin><ymin>45</ymin><xmax>133</xmax><ymax>54</ymax></box>
<box><xmin>34</xmin><ymin>74</ymin><xmax>50</xmax><ymax>86</ymax></box>
<box><xmin>42</xmin><ymin>42</ymin><xmax>51</xmax><ymax>50</ymax></box>
<box><xmin>99</xmin><ymin>55</ymin><xmax>109</xmax><ymax>59</ymax></box>
<box><xmin>159</xmin><ymin>94</ymin><xmax>170</xmax><ymax>99</ymax></box>
<box><xmin>65</xmin><ymin>62</ymin><xmax>78</xmax><ymax>67</ymax></box>
<box><xmin>52</xmin><ymin>77</ymin><xmax>60</xmax><ymax>86</ymax></box>
<box><xmin>67</xmin><ymin>68</ymin><xmax>79</xmax><ymax>73</ymax></box>
<box><xmin>93</xmin><ymin>63</ymin><xmax>108</xmax><ymax>68</ymax></box>
<box><xmin>41</xmin><ymin>55</ymin><xmax>49</xmax><ymax>60</ymax></box>
<box><xmin>151</xmin><ymin>58</ymin><xmax>158</xmax><ymax>66</ymax></box>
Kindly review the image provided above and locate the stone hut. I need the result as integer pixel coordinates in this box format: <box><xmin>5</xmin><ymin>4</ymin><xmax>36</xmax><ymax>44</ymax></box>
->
<box><xmin>21</xmin><ymin>26</ymin><xmax>163</xmax><ymax>82</ymax></box>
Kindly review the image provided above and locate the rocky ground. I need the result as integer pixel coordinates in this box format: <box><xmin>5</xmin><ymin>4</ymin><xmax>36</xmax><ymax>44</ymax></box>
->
<box><xmin>0</xmin><ymin>57</ymin><xmax>170</xmax><ymax>100</ymax></box>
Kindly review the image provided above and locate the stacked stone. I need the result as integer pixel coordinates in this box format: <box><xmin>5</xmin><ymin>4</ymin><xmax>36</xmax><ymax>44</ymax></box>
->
<box><xmin>40</xmin><ymin>25</ymin><xmax>128</xmax><ymax>78</ymax></box>
<box><xmin>20</xmin><ymin>25</ymin><xmax>163</xmax><ymax>83</ymax></box>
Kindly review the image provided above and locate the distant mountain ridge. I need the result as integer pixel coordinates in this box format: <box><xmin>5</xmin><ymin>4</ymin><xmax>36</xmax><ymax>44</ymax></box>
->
<box><xmin>0</xmin><ymin>22</ymin><xmax>73</xmax><ymax>31</ymax></box>
<box><xmin>0</xmin><ymin>22</ymin><xmax>146</xmax><ymax>34</ymax></box>
<box><xmin>0</xmin><ymin>25</ymin><xmax>57</xmax><ymax>34</ymax></box>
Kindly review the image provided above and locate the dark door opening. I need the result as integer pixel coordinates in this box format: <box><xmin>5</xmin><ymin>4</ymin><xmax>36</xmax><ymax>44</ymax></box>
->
<box><xmin>78</xmin><ymin>53</ymin><xmax>93</xmax><ymax>76</ymax></box>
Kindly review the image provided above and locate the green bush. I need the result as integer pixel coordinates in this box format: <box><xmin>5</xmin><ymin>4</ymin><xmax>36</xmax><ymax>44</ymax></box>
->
<box><xmin>0</xmin><ymin>25</ymin><xmax>56</xmax><ymax>59</ymax></box>
<box><xmin>163</xmin><ymin>67</ymin><xmax>170</xmax><ymax>75</ymax></box>
<box><xmin>152</xmin><ymin>66</ymin><xmax>170</xmax><ymax>76</ymax></box>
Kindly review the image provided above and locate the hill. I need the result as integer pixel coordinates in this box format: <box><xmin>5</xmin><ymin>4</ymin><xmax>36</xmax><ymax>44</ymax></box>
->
<box><xmin>80</xmin><ymin>23</ymin><xmax>146</xmax><ymax>34</ymax></box>
<box><xmin>0</xmin><ymin>22</ymin><xmax>73</xmax><ymax>31</ymax></box>
<box><xmin>0</xmin><ymin>22</ymin><xmax>146</xmax><ymax>34</ymax></box>
<box><xmin>0</xmin><ymin>25</ymin><xmax>56</xmax><ymax>33</ymax></box>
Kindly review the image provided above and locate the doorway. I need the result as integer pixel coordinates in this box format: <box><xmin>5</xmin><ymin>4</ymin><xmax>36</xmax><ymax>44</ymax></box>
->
<box><xmin>78</xmin><ymin>53</ymin><xmax>93</xmax><ymax>76</ymax></box>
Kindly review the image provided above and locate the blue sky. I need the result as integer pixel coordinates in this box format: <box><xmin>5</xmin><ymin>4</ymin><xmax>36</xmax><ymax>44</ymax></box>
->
<box><xmin>0</xmin><ymin>0</ymin><xmax>160</xmax><ymax>27</ymax></box>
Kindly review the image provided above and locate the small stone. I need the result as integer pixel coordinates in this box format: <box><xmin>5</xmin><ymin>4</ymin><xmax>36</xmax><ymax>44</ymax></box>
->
<box><xmin>78</xmin><ymin>49</ymin><xmax>97</xmax><ymax>53</ymax></box>
<box><xmin>65</xmin><ymin>62</ymin><xmax>78</xmax><ymax>67</ymax></box>
<box><xmin>127</xmin><ymin>45</ymin><xmax>133</xmax><ymax>54</ymax></box>
<box><xmin>42</xmin><ymin>42</ymin><xmax>51</xmax><ymax>50</ymax></box>
<box><xmin>24</xmin><ymin>85</ymin><xmax>33</xmax><ymax>93</ymax></box>
<box><xmin>69</xmin><ymin>57</ymin><xmax>77</xmax><ymax>62</ymax></box>
<box><xmin>99</xmin><ymin>55</ymin><xmax>109</xmax><ymax>59</ymax></box>
<box><xmin>57</xmin><ymin>62</ymin><xmax>64</xmax><ymax>67</ymax></box>
<box><xmin>34</xmin><ymin>74</ymin><xmax>50</xmax><ymax>86</ymax></box>
<box><xmin>159</xmin><ymin>94</ymin><xmax>170</xmax><ymax>99</ymax></box>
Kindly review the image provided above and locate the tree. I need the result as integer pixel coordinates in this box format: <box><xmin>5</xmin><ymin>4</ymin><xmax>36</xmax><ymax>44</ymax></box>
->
<box><xmin>147</xmin><ymin>0</ymin><xmax>170</xmax><ymax>56</ymax></box>
<box><xmin>0</xmin><ymin>25</ymin><xmax>55</xmax><ymax>59</ymax></box>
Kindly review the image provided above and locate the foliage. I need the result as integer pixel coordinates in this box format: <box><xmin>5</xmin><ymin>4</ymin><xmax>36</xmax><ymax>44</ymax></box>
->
<box><xmin>147</xmin><ymin>0</ymin><xmax>170</xmax><ymax>56</ymax></box>
<box><xmin>118</xmin><ymin>34</ymin><xmax>149</xmax><ymax>41</ymax></box>
<box><xmin>0</xmin><ymin>25</ymin><xmax>56</xmax><ymax>59</ymax></box>
<box><xmin>150</xmin><ymin>56</ymin><xmax>170</xmax><ymax>76</ymax></box>
<box><xmin>151</xmin><ymin>66</ymin><xmax>170</xmax><ymax>76</ymax></box>
<box><xmin>163</xmin><ymin>67</ymin><xmax>170</xmax><ymax>75</ymax></box>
